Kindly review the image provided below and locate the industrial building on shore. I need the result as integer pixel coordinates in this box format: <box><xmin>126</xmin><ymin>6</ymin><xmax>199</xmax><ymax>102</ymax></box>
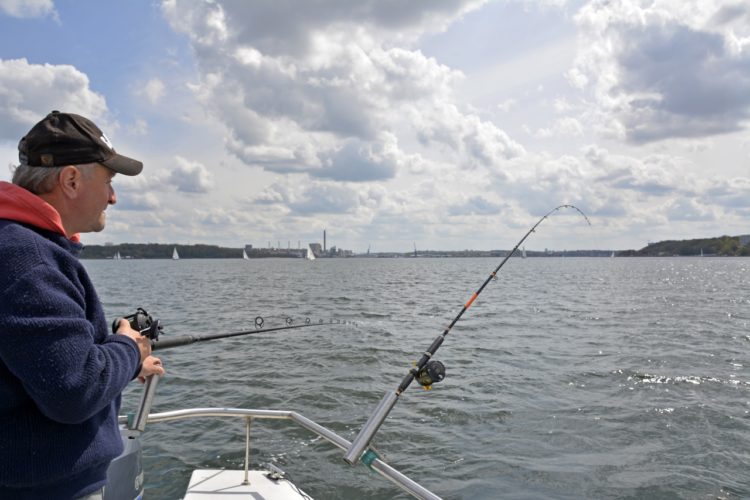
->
<box><xmin>244</xmin><ymin>229</ymin><xmax>353</xmax><ymax>258</ymax></box>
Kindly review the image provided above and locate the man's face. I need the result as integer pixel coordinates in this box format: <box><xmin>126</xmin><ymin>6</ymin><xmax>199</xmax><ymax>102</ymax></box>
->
<box><xmin>75</xmin><ymin>164</ymin><xmax>116</xmax><ymax>233</ymax></box>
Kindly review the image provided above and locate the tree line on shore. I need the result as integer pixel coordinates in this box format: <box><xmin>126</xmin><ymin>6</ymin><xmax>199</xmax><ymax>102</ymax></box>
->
<box><xmin>79</xmin><ymin>235</ymin><xmax>750</xmax><ymax>259</ymax></box>
<box><xmin>620</xmin><ymin>235</ymin><xmax>750</xmax><ymax>257</ymax></box>
<box><xmin>80</xmin><ymin>243</ymin><xmax>241</xmax><ymax>259</ymax></box>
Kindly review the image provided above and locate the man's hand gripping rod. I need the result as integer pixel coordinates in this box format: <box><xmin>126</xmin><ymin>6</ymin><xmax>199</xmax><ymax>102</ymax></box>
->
<box><xmin>112</xmin><ymin>308</ymin><xmax>163</xmax><ymax>432</ymax></box>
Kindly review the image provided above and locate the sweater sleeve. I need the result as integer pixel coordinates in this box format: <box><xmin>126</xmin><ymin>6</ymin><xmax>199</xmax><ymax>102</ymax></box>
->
<box><xmin>0</xmin><ymin>262</ymin><xmax>141</xmax><ymax>425</ymax></box>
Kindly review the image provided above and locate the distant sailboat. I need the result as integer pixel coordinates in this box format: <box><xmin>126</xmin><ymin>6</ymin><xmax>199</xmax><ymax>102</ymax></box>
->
<box><xmin>114</xmin><ymin>251</ymin><xmax>121</xmax><ymax>260</ymax></box>
<box><xmin>700</xmin><ymin>248</ymin><xmax>704</xmax><ymax>257</ymax></box>
<box><xmin>172</xmin><ymin>247</ymin><xmax>180</xmax><ymax>260</ymax></box>
<box><xmin>306</xmin><ymin>244</ymin><xmax>316</xmax><ymax>261</ymax></box>
<box><xmin>611</xmin><ymin>251</ymin><xmax>615</xmax><ymax>258</ymax></box>
<box><xmin>521</xmin><ymin>247</ymin><xmax>527</xmax><ymax>259</ymax></box>
<box><xmin>242</xmin><ymin>249</ymin><xmax>249</xmax><ymax>260</ymax></box>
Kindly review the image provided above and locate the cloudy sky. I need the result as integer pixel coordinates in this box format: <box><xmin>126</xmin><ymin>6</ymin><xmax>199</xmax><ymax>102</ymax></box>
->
<box><xmin>1</xmin><ymin>0</ymin><xmax>749</xmax><ymax>252</ymax></box>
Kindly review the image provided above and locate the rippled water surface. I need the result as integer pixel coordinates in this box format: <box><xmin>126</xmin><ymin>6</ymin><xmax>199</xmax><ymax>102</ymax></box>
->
<box><xmin>84</xmin><ymin>257</ymin><xmax>750</xmax><ymax>499</ymax></box>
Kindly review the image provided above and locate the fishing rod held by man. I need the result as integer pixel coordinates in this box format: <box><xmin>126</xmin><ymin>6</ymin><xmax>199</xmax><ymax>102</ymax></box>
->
<box><xmin>112</xmin><ymin>309</ymin><xmax>353</xmax><ymax>351</ymax></box>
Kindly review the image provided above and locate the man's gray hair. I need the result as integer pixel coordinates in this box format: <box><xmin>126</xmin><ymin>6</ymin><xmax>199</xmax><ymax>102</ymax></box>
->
<box><xmin>11</xmin><ymin>163</ymin><xmax>97</xmax><ymax>195</ymax></box>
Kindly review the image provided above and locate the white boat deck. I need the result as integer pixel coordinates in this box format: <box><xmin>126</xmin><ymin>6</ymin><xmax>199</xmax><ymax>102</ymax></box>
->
<box><xmin>183</xmin><ymin>469</ymin><xmax>310</xmax><ymax>499</ymax></box>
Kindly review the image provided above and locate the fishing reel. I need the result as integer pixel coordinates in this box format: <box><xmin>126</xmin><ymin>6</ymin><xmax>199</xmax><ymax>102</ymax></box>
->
<box><xmin>413</xmin><ymin>360</ymin><xmax>446</xmax><ymax>390</ymax></box>
<box><xmin>112</xmin><ymin>307</ymin><xmax>162</xmax><ymax>341</ymax></box>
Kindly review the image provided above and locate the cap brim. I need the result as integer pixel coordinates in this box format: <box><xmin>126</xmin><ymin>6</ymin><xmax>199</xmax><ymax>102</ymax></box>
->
<box><xmin>101</xmin><ymin>153</ymin><xmax>143</xmax><ymax>176</ymax></box>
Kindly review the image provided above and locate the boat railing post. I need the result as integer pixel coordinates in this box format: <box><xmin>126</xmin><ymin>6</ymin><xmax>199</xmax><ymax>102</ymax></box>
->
<box><xmin>130</xmin><ymin>375</ymin><xmax>160</xmax><ymax>432</ymax></box>
<box><xmin>243</xmin><ymin>416</ymin><xmax>252</xmax><ymax>485</ymax></box>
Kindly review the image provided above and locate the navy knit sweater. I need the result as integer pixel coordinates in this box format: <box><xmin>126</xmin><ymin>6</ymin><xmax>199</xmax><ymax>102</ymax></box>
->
<box><xmin>0</xmin><ymin>220</ymin><xmax>141</xmax><ymax>499</ymax></box>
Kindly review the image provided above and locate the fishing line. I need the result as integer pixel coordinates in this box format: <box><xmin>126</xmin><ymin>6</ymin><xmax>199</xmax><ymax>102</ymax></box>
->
<box><xmin>343</xmin><ymin>204</ymin><xmax>591</xmax><ymax>466</ymax></box>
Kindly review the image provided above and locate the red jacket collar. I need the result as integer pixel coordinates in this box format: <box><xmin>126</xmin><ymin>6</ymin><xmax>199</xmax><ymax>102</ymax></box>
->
<box><xmin>0</xmin><ymin>181</ymin><xmax>80</xmax><ymax>242</ymax></box>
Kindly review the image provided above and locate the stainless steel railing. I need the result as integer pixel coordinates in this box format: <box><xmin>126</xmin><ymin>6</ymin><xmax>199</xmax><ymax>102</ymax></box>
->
<box><xmin>123</xmin><ymin>408</ymin><xmax>441</xmax><ymax>499</ymax></box>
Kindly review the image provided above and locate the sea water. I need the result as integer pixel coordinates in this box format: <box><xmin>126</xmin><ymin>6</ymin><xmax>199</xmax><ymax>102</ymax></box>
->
<box><xmin>85</xmin><ymin>257</ymin><xmax>750</xmax><ymax>499</ymax></box>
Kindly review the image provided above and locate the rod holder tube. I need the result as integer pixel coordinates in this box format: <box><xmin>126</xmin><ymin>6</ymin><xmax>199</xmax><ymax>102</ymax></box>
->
<box><xmin>343</xmin><ymin>390</ymin><xmax>399</xmax><ymax>465</ymax></box>
<box><xmin>132</xmin><ymin>375</ymin><xmax>160</xmax><ymax>432</ymax></box>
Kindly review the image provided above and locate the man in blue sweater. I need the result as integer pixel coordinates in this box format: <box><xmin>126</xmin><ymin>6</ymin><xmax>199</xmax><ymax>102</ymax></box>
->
<box><xmin>0</xmin><ymin>111</ymin><xmax>165</xmax><ymax>499</ymax></box>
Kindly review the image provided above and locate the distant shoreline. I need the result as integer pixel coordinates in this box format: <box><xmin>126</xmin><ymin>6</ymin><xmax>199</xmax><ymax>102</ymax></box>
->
<box><xmin>79</xmin><ymin>235</ymin><xmax>750</xmax><ymax>259</ymax></box>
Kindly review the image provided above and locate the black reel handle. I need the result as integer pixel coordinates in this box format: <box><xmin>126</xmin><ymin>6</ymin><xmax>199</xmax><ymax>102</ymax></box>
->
<box><xmin>112</xmin><ymin>307</ymin><xmax>162</xmax><ymax>340</ymax></box>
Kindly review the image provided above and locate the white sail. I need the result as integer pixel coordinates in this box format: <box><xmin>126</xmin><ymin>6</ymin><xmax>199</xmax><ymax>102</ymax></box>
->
<box><xmin>242</xmin><ymin>249</ymin><xmax>249</xmax><ymax>260</ymax></box>
<box><xmin>172</xmin><ymin>247</ymin><xmax>180</xmax><ymax>260</ymax></box>
<box><xmin>114</xmin><ymin>251</ymin><xmax>121</xmax><ymax>260</ymax></box>
<box><xmin>521</xmin><ymin>247</ymin><xmax>527</xmax><ymax>259</ymax></box>
<box><xmin>306</xmin><ymin>244</ymin><xmax>316</xmax><ymax>261</ymax></box>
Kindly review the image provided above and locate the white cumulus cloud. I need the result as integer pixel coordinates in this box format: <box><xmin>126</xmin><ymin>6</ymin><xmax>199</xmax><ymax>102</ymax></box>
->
<box><xmin>137</xmin><ymin>78</ymin><xmax>166</xmax><ymax>105</ymax></box>
<box><xmin>0</xmin><ymin>58</ymin><xmax>108</xmax><ymax>141</ymax></box>
<box><xmin>167</xmin><ymin>156</ymin><xmax>215</xmax><ymax>193</ymax></box>
<box><xmin>0</xmin><ymin>0</ymin><xmax>55</xmax><ymax>18</ymax></box>
<box><xmin>159</xmin><ymin>0</ymin><xmax>522</xmax><ymax>182</ymax></box>
<box><xmin>570</xmin><ymin>0</ymin><xmax>750</xmax><ymax>143</ymax></box>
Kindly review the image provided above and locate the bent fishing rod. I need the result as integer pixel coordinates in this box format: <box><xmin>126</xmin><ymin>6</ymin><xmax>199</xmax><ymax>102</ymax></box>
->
<box><xmin>112</xmin><ymin>309</ymin><xmax>354</xmax><ymax>351</ymax></box>
<box><xmin>343</xmin><ymin>204</ymin><xmax>591</xmax><ymax>466</ymax></box>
